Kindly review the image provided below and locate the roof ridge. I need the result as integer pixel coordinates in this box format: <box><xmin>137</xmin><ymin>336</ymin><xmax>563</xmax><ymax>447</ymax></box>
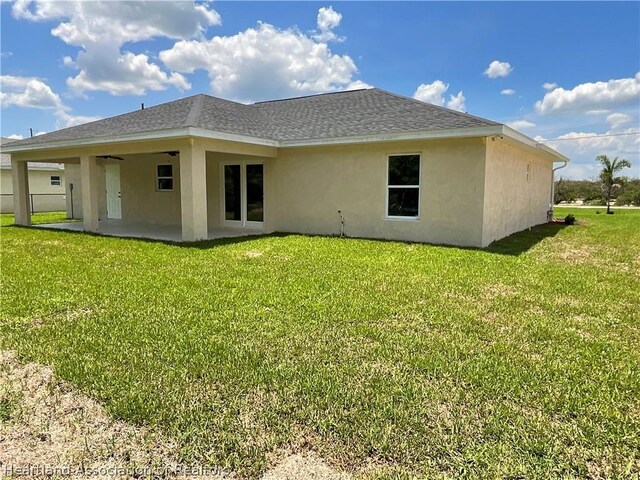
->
<box><xmin>24</xmin><ymin>94</ymin><xmax>207</xmax><ymax>141</ymax></box>
<box><xmin>374</xmin><ymin>88</ymin><xmax>500</xmax><ymax>126</ymax></box>
<box><xmin>252</xmin><ymin>88</ymin><xmax>371</xmax><ymax>105</ymax></box>
<box><xmin>186</xmin><ymin>95</ymin><xmax>204</xmax><ymax>127</ymax></box>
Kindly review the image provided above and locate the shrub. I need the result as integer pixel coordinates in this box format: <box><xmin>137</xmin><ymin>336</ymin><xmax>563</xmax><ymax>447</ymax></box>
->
<box><xmin>616</xmin><ymin>184</ymin><xmax>640</xmax><ymax>206</ymax></box>
<box><xmin>564</xmin><ymin>214</ymin><xmax>576</xmax><ymax>225</ymax></box>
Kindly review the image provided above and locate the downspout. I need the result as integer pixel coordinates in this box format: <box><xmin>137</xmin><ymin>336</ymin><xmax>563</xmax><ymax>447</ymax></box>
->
<box><xmin>549</xmin><ymin>159</ymin><xmax>568</xmax><ymax>221</ymax></box>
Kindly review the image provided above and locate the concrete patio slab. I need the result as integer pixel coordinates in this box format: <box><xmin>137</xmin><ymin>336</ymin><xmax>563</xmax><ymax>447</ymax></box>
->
<box><xmin>34</xmin><ymin>219</ymin><xmax>264</xmax><ymax>242</ymax></box>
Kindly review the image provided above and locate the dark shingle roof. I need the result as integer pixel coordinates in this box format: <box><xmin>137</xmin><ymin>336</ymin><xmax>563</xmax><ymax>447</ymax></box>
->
<box><xmin>6</xmin><ymin>88</ymin><xmax>499</xmax><ymax>148</ymax></box>
<box><xmin>254</xmin><ymin>89</ymin><xmax>498</xmax><ymax>141</ymax></box>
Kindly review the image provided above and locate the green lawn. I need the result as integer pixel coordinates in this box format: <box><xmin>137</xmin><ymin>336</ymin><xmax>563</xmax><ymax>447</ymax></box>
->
<box><xmin>1</xmin><ymin>207</ymin><xmax>638</xmax><ymax>478</ymax></box>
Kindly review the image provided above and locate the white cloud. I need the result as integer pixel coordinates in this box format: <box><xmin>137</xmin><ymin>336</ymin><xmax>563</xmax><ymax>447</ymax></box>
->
<box><xmin>413</xmin><ymin>81</ymin><xmax>448</xmax><ymax>106</ymax></box>
<box><xmin>55</xmin><ymin>110</ymin><xmax>101</xmax><ymax>128</ymax></box>
<box><xmin>313</xmin><ymin>6</ymin><xmax>343</xmax><ymax>42</ymax></box>
<box><xmin>559</xmin><ymin>162</ymin><xmax>601</xmax><ymax>180</ymax></box>
<box><xmin>537</xmin><ymin>128</ymin><xmax>640</xmax><ymax>179</ymax></box>
<box><xmin>537</xmin><ymin>128</ymin><xmax>640</xmax><ymax>178</ymax></box>
<box><xmin>345</xmin><ymin>80</ymin><xmax>374</xmax><ymax>90</ymax></box>
<box><xmin>67</xmin><ymin>49</ymin><xmax>191</xmax><ymax>96</ymax></box>
<box><xmin>0</xmin><ymin>75</ymin><xmax>63</xmax><ymax>109</ymax></box>
<box><xmin>543</xmin><ymin>82</ymin><xmax>557</xmax><ymax>91</ymax></box>
<box><xmin>160</xmin><ymin>18</ymin><xmax>361</xmax><ymax>102</ymax></box>
<box><xmin>585</xmin><ymin>109</ymin><xmax>611</xmax><ymax>116</ymax></box>
<box><xmin>413</xmin><ymin>80</ymin><xmax>466</xmax><ymax>112</ymax></box>
<box><xmin>0</xmin><ymin>75</ymin><xmax>100</xmax><ymax>128</ymax></box>
<box><xmin>548</xmin><ymin>128</ymin><xmax>639</xmax><ymax>156</ymax></box>
<box><xmin>7</xmin><ymin>134</ymin><xmax>24</xmax><ymax>140</ymax></box>
<box><xmin>12</xmin><ymin>0</ymin><xmax>220</xmax><ymax>44</ymax></box>
<box><xmin>12</xmin><ymin>0</ymin><xmax>219</xmax><ymax>96</ymax></box>
<box><xmin>447</xmin><ymin>91</ymin><xmax>466</xmax><ymax>112</ymax></box>
<box><xmin>484</xmin><ymin>60</ymin><xmax>513</xmax><ymax>78</ymax></box>
<box><xmin>535</xmin><ymin>72</ymin><xmax>640</xmax><ymax>115</ymax></box>
<box><xmin>507</xmin><ymin>120</ymin><xmax>536</xmax><ymax>130</ymax></box>
<box><xmin>501</xmin><ymin>89</ymin><xmax>516</xmax><ymax>95</ymax></box>
<box><xmin>606</xmin><ymin>112</ymin><xmax>634</xmax><ymax>130</ymax></box>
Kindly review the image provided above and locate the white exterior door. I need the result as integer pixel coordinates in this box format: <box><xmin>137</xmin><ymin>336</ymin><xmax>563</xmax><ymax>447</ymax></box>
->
<box><xmin>105</xmin><ymin>164</ymin><xmax>122</xmax><ymax>219</ymax></box>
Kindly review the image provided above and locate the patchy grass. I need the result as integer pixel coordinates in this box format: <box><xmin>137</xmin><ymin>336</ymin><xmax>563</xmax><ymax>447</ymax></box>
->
<box><xmin>0</xmin><ymin>351</ymin><xmax>230</xmax><ymax>479</ymax></box>
<box><xmin>0</xmin><ymin>208</ymin><xmax>638</xmax><ymax>479</ymax></box>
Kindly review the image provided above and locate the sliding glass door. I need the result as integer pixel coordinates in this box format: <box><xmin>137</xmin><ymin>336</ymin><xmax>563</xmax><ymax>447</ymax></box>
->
<box><xmin>223</xmin><ymin>162</ymin><xmax>264</xmax><ymax>228</ymax></box>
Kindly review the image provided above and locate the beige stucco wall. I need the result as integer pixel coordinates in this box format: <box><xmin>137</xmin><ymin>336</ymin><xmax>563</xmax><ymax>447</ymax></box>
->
<box><xmin>65</xmin><ymin>161</ymin><xmax>107</xmax><ymax>221</ymax></box>
<box><xmin>76</xmin><ymin>138</ymin><xmax>488</xmax><ymax>246</ymax></box>
<box><xmin>204</xmin><ymin>152</ymin><xmax>275</xmax><ymax>232</ymax></box>
<box><xmin>64</xmin><ymin>164</ymin><xmax>82</xmax><ymax>219</ymax></box>
<box><xmin>1</xmin><ymin>167</ymin><xmax>66</xmax><ymax>213</ymax></box>
<box><xmin>271</xmin><ymin>138</ymin><xmax>487</xmax><ymax>246</ymax></box>
<box><xmin>64</xmin><ymin>151</ymin><xmax>271</xmax><ymax>230</ymax></box>
<box><xmin>119</xmin><ymin>153</ymin><xmax>182</xmax><ymax>226</ymax></box>
<box><xmin>47</xmin><ymin>135</ymin><xmax>556</xmax><ymax>247</ymax></box>
<box><xmin>481</xmin><ymin>138</ymin><xmax>553</xmax><ymax>246</ymax></box>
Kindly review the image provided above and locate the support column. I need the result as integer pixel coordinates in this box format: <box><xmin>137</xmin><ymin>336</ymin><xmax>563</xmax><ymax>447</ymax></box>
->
<box><xmin>80</xmin><ymin>155</ymin><xmax>99</xmax><ymax>232</ymax></box>
<box><xmin>11</xmin><ymin>159</ymin><xmax>31</xmax><ymax>226</ymax></box>
<box><xmin>180</xmin><ymin>141</ymin><xmax>208</xmax><ymax>241</ymax></box>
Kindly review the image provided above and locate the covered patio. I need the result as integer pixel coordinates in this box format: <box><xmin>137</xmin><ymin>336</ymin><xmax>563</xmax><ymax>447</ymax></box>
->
<box><xmin>34</xmin><ymin>219</ymin><xmax>264</xmax><ymax>242</ymax></box>
<box><xmin>8</xmin><ymin>133</ymin><xmax>277</xmax><ymax>242</ymax></box>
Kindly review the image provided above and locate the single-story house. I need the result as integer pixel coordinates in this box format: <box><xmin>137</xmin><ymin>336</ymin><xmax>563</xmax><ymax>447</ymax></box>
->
<box><xmin>3</xmin><ymin>88</ymin><xmax>568</xmax><ymax>247</ymax></box>
<box><xmin>1</xmin><ymin>137</ymin><xmax>66</xmax><ymax>213</ymax></box>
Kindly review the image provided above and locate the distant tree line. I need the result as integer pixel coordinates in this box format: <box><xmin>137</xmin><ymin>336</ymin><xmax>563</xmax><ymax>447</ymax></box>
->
<box><xmin>554</xmin><ymin>177</ymin><xmax>640</xmax><ymax>206</ymax></box>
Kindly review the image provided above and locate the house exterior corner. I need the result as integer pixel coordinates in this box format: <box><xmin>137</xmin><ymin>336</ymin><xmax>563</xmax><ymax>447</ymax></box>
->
<box><xmin>481</xmin><ymin>137</ymin><xmax>555</xmax><ymax>247</ymax></box>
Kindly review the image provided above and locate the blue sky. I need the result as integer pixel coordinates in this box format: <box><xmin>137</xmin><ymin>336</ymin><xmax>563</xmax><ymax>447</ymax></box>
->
<box><xmin>1</xmin><ymin>1</ymin><xmax>639</xmax><ymax>179</ymax></box>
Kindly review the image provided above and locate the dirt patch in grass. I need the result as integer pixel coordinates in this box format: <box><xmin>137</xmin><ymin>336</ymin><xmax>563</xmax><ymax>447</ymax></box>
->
<box><xmin>0</xmin><ymin>351</ymin><xmax>349</xmax><ymax>480</ymax></box>
<box><xmin>262</xmin><ymin>453</ymin><xmax>349</xmax><ymax>480</ymax></box>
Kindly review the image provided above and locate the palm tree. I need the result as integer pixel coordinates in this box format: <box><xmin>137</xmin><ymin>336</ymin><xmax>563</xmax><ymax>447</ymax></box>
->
<box><xmin>597</xmin><ymin>155</ymin><xmax>631</xmax><ymax>214</ymax></box>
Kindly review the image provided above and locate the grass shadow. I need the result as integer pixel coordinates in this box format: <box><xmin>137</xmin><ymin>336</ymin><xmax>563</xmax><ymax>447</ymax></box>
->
<box><xmin>6</xmin><ymin>221</ymin><xmax>568</xmax><ymax>256</ymax></box>
<box><xmin>6</xmin><ymin>223</ymin><xmax>290</xmax><ymax>249</ymax></box>
<box><xmin>485</xmin><ymin>222</ymin><xmax>568</xmax><ymax>256</ymax></box>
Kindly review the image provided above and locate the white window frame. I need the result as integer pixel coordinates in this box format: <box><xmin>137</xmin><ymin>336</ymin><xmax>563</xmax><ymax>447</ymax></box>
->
<box><xmin>526</xmin><ymin>162</ymin><xmax>532</xmax><ymax>184</ymax></box>
<box><xmin>50</xmin><ymin>175</ymin><xmax>61</xmax><ymax>186</ymax></box>
<box><xmin>156</xmin><ymin>164</ymin><xmax>174</xmax><ymax>191</ymax></box>
<box><xmin>385</xmin><ymin>153</ymin><xmax>421</xmax><ymax>220</ymax></box>
<box><xmin>220</xmin><ymin>160</ymin><xmax>265</xmax><ymax>229</ymax></box>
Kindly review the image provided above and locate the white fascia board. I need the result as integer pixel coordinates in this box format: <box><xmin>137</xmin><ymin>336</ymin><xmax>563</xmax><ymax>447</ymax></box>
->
<box><xmin>1</xmin><ymin>123</ymin><xmax>569</xmax><ymax>163</ymax></box>
<box><xmin>0</xmin><ymin>165</ymin><xmax>64</xmax><ymax>171</ymax></box>
<box><xmin>1</xmin><ymin>128</ymin><xmax>193</xmax><ymax>153</ymax></box>
<box><xmin>279</xmin><ymin>125</ymin><xmax>504</xmax><ymax>148</ymax></box>
<box><xmin>2</xmin><ymin>127</ymin><xmax>277</xmax><ymax>154</ymax></box>
<box><xmin>187</xmin><ymin>127</ymin><xmax>278</xmax><ymax>147</ymax></box>
<box><xmin>500</xmin><ymin>125</ymin><xmax>570</xmax><ymax>163</ymax></box>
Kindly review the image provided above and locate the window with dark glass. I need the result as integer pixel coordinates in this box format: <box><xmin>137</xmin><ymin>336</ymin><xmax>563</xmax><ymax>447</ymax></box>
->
<box><xmin>156</xmin><ymin>164</ymin><xmax>173</xmax><ymax>191</ymax></box>
<box><xmin>387</xmin><ymin>154</ymin><xmax>420</xmax><ymax>218</ymax></box>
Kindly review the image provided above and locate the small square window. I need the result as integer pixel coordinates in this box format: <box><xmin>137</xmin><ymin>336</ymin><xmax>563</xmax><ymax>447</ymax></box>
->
<box><xmin>157</xmin><ymin>164</ymin><xmax>173</xmax><ymax>191</ymax></box>
<box><xmin>51</xmin><ymin>175</ymin><xmax>61</xmax><ymax>186</ymax></box>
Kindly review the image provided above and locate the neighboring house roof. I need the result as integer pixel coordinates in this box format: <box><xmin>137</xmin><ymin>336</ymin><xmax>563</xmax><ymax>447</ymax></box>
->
<box><xmin>2</xmin><ymin>89</ymin><xmax>568</xmax><ymax>162</ymax></box>
<box><xmin>0</xmin><ymin>137</ymin><xmax>64</xmax><ymax>171</ymax></box>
